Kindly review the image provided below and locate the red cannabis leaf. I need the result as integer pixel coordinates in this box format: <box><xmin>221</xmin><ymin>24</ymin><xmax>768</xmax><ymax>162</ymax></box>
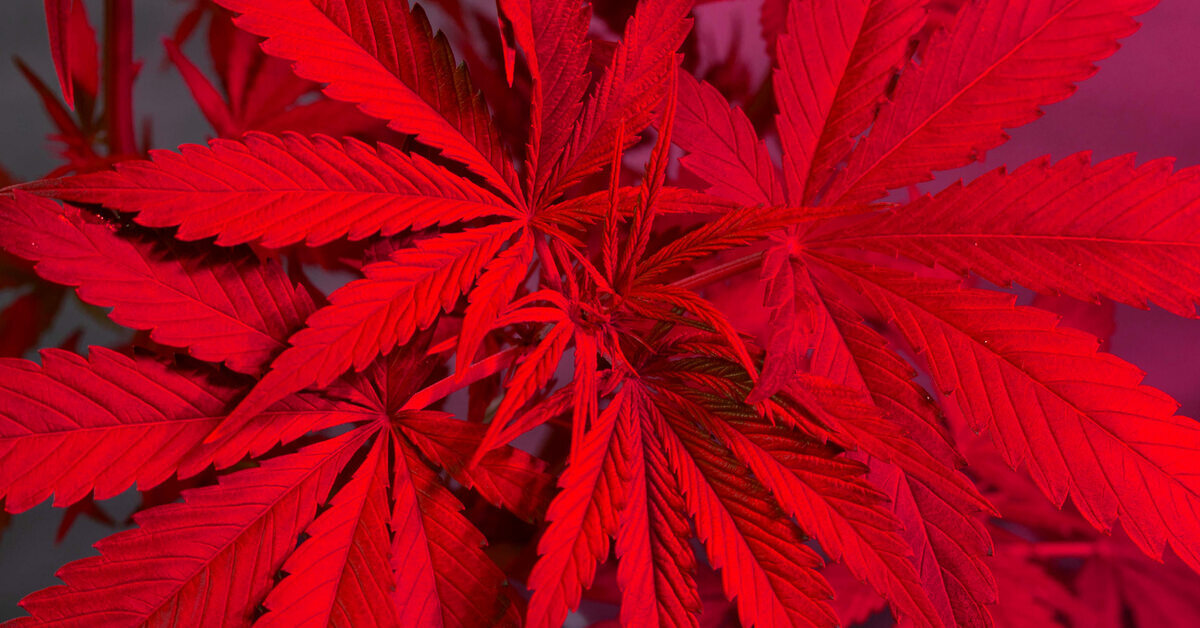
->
<box><xmin>2</xmin><ymin>0</ymin><xmax>1200</xmax><ymax>626</ymax></box>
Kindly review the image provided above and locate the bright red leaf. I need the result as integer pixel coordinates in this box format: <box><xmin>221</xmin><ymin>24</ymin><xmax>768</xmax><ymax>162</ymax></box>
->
<box><xmin>4</xmin><ymin>0</ymin><xmax>1200</xmax><ymax>626</ymax></box>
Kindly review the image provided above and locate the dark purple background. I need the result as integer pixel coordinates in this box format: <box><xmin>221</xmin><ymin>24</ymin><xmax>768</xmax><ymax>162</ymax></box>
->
<box><xmin>2</xmin><ymin>0</ymin><xmax>1200</xmax><ymax>622</ymax></box>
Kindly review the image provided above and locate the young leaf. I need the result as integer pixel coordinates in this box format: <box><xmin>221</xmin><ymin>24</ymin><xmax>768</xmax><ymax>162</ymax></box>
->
<box><xmin>458</xmin><ymin>232</ymin><xmax>533</xmax><ymax>368</ymax></box>
<box><xmin>612</xmin><ymin>386</ymin><xmax>703</xmax><ymax>627</ymax></box>
<box><xmin>653</xmin><ymin>398</ymin><xmax>840</xmax><ymax>628</ymax></box>
<box><xmin>217</xmin><ymin>221</ymin><xmax>522</xmax><ymax>437</ymax></box>
<box><xmin>526</xmin><ymin>389</ymin><xmax>626</xmax><ymax>628</ymax></box>
<box><xmin>43</xmin><ymin>0</ymin><xmax>76</xmax><ymax>108</ymax></box>
<box><xmin>496</xmin><ymin>0</ymin><xmax>592</xmax><ymax>196</ymax></box>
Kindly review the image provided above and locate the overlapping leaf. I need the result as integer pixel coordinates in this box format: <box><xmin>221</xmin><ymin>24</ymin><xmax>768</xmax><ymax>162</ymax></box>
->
<box><xmin>390</xmin><ymin>431</ymin><xmax>521</xmax><ymax>626</ymax></box>
<box><xmin>220</xmin><ymin>220</ymin><xmax>522</xmax><ymax>435</ymax></box>
<box><xmin>257</xmin><ymin>435</ymin><xmax>396</xmax><ymax>627</ymax></box>
<box><xmin>674</xmin><ymin>71</ymin><xmax>783</xmax><ymax>205</ymax></box>
<box><xmin>0</xmin><ymin>192</ymin><xmax>314</xmax><ymax>374</ymax></box>
<box><xmin>611</xmin><ymin>387</ymin><xmax>702</xmax><ymax>628</ymax></box>
<box><xmin>16</xmin><ymin>429</ymin><xmax>370</xmax><ymax>626</ymax></box>
<box><xmin>398</xmin><ymin>411</ymin><xmax>555</xmax><ymax>521</ymax></box>
<box><xmin>828</xmin><ymin>0</ymin><xmax>1156</xmax><ymax>204</ymax></box>
<box><xmin>821</xmin><ymin>256</ymin><xmax>1200</xmax><ymax>572</ymax></box>
<box><xmin>527</xmin><ymin>389</ymin><xmax>625</xmax><ymax>628</ymax></box>
<box><xmin>669</xmin><ymin>385</ymin><xmax>940</xmax><ymax>627</ymax></box>
<box><xmin>654</xmin><ymin>396</ymin><xmax>840</xmax><ymax>628</ymax></box>
<box><xmin>212</xmin><ymin>0</ymin><xmax>522</xmax><ymax>202</ymax></box>
<box><xmin>496</xmin><ymin>0</ymin><xmax>592</xmax><ymax>195</ymax></box>
<box><xmin>548</xmin><ymin>0</ymin><xmax>694</xmax><ymax>196</ymax></box>
<box><xmin>774</xmin><ymin>0</ymin><xmax>925</xmax><ymax>204</ymax></box>
<box><xmin>0</xmin><ymin>347</ymin><xmax>367</xmax><ymax>513</ymax></box>
<box><xmin>6</xmin><ymin>0</ymin><xmax>1200</xmax><ymax>626</ymax></box>
<box><xmin>35</xmin><ymin>132</ymin><xmax>519</xmax><ymax>247</ymax></box>
<box><xmin>819</xmin><ymin>153</ymin><xmax>1200</xmax><ymax>317</ymax></box>
<box><xmin>871</xmin><ymin>462</ymin><xmax>997</xmax><ymax>628</ymax></box>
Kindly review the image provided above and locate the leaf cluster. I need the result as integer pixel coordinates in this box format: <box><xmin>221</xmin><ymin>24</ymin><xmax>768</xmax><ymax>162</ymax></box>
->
<box><xmin>3</xmin><ymin>0</ymin><xmax>1200</xmax><ymax>626</ymax></box>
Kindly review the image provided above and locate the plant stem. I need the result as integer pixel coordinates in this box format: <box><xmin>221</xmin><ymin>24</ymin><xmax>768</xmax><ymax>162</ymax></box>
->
<box><xmin>1003</xmin><ymin>541</ymin><xmax>1111</xmax><ymax>559</ymax></box>
<box><xmin>104</xmin><ymin>0</ymin><xmax>135</xmax><ymax>156</ymax></box>
<box><xmin>672</xmin><ymin>251</ymin><xmax>764</xmax><ymax>291</ymax></box>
